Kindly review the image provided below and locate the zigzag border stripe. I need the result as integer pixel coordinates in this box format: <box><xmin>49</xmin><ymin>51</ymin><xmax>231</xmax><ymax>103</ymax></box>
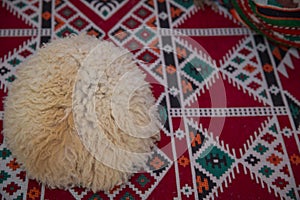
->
<box><xmin>221</xmin><ymin>71</ymin><xmax>270</xmax><ymax>106</ymax></box>
<box><xmin>2</xmin><ymin>1</ymin><xmax>37</xmax><ymax>28</ymax></box>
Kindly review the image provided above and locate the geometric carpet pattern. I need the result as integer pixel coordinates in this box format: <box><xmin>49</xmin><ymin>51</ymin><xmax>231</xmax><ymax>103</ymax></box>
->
<box><xmin>0</xmin><ymin>0</ymin><xmax>299</xmax><ymax>199</ymax></box>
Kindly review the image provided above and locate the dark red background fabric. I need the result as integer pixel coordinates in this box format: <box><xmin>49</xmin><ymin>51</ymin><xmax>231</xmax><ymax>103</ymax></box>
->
<box><xmin>0</xmin><ymin>0</ymin><xmax>300</xmax><ymax>199</ymax></box>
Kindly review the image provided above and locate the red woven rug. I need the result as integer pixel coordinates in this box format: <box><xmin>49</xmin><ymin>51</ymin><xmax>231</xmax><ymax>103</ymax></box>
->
<box><xmin>1</xmin><ymin>0</ymin><xmax>300</xmax><ymax>199</ymax></box>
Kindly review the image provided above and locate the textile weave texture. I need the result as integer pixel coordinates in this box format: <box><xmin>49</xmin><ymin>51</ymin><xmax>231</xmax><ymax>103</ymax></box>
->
<box><xmin>218</xmin><ymin>0</ymin><xmax>300</xmax><ymax>48</ymax></box>
<box><xmin>0</xmin><ymin>0</ymin><xmax>300</xmax><ymax>199</ymax></box>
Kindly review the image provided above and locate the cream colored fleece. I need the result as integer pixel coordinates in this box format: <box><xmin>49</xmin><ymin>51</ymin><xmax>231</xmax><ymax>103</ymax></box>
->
<box><xmin>3</xmin><ymin>34</ymin><xmax>160</xmax><ymax>192</ymax></box>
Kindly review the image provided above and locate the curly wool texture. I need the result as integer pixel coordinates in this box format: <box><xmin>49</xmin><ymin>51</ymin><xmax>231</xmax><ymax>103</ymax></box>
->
<box><xmin>3</xmin><ymin>34</ymin><xmax>160</xmax><ymax>192</ymax></box>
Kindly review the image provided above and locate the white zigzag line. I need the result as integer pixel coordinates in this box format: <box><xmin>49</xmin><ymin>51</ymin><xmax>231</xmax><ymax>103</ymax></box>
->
<box><xmin>243</xmin><ymin>166</ymin><xmax>273</xmax><ymax>195</ymax></box>
<box><xmin>211</xmin><ymin>165</ymin><xmax>240</xmax><ymax>199</ymax></box>
<box><xmin>68</xmin><ymin>188</ymin><xmax>88</xmax><ymax>200</ymax></box>
<box><xmin>0</xmin><ymin>0</ymin><xmax>40</xmax><ymax>68</ymax></box>
<box><xmin>238</xmin><ymin>116</ymin><xmax>273</xmax><ymax>157</ymax></box>
<box><xmin>187</xmin><ymin>115</ymin><xmax>237</xmax><ymax>156</ymax></box>
<box><xmin>186</xmin><ymin>116</ymin><xmax>211</xmax><ymax>139</ymax></box>
<box><xmin>173</xmin><ymin>3</ymin><xmax>239</xmax><ymax>29</ymax></box>
<box><xmin>288</xmin><ymin>47</ymin><xmax>299</xmax><ymax>59</ymax></box>
<box><xmin>2</xmin><ymin>0</ymin><xmax>37</xmax><ymax>28</ymax></box>
<box><xmin>180</xmin><ymin>65</ymin><xmax>218</xmax><ymax>90</ymax></box>
<box><xmin>138</xmin><ymin>59</ymin><xmax>166</xmax><ymax>87</ymax></box>
<box><xmin>106</xmin><ymin>183</ymin><xmax>127</xmax><ymax>199</ymax></box>
<box><xmin>221</xmin><ymin>71</ymin><xmax>269</xmax><ymax>106</ymax></box>
<box><xmin>172</xmin><ymin>5</ymin><xmax>199</xmax><ymax>28</ymax></box>
<box><xmin>219</xmin><ymin>36</ymin><xmax>251</xmax><ymax>67</ymax></box>
<box><xmin>183</xmin><ymin>71</ymin><xmax>220</xmax><ymax>107</ymax></box>
<box><xmin>176</xmin><ymin>42</ymin><xmax>217</xmax><ymax>69</ymax></box>
<box><xmin>215</xmin><ymin>135</ymin><xmax>237</xmax><ymax>159</ymax></box>
<box><xmin>177</xmin><ymin>32</ymin><xmax>253</xmax><ymax>68</ymax></box>
<box><xmin>54</xmin><ymin>1</ymin><xmax>106</xmax><ymax>39</ymax></box>
<box><xmin>175</xmin><ymin>36</ymin><xmax>217</xmax><ymax>66</ymax></box>
<box><xmin>0</xmin><ymin>34</ymin><xmax>34</xmax><ymax>64</ymax></box>
<box><xmin>215</xmin><ymin>4</ymin><xmax>239</xmax><ymax>24</ymax></box>
<box><xmin>181</xmin><ymin>118</ymin><xmax>240</xmax><ymax>199</ymax></box>
<box><xmin>284</xmin><ymin>91</ymin><xmax>300</xmax><ymax>109</ymax></box>
<box><xmin>194</xmin><ymin>133</ymin><xmax>239</xmax><ymax>200</ymax></box>
<box><xmin>130</xmin><ymin>161</ymin><xmax>172</xmax><ymax>199</ymax></box>
<box><xmin>128</xmin><ymin>181</ymin><xmax>145</xmax><ymax>198</ymax></box>
<box><xmin>174</xmin><ymin>37</ymin><xmax>219</xmax><ymax>107</ymax></box>
<box><xmin>284</xmin><ymin>91</ymin><xmax>300</xmax><ymax>131</ymax></box>
<box><xmin>277</xmin><ymin>48</ymin><xmax>298</xmax><ymax>78</ymax></box>
<box><xmin>237</xmin><ymin>117</ymin><xmax>292</xmax><ymax>199</ymax></box>
<box><xmin>0</xmin><ymin>37</ymin><xmax>38</xmax><ymax>92</ymax></box>
<box><xmin>241</xmin><ymin>165</ymin><xmax>294</xmax><ymax>200</ymax></box>
<box><xmin>0</xmin><ymin>37</ymin><xmax>37</xmax><ymax>63</ymax></box>
<box><xmin>219</xmin><ymin>36</ymin><xmax>273</xmax><ymax>106</ymax></box>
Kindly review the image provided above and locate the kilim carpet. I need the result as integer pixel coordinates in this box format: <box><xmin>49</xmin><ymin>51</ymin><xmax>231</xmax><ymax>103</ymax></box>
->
<box><xmin>0</xmin><ymin>0</ymin><xmax>300</xmax><ymax>199</ymax></box>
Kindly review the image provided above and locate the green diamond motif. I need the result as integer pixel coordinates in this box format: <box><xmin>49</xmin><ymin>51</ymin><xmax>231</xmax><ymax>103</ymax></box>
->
<box><xmin>0</xmin><ymin>170</ymin><xmax>11</xmax><ymax>184</ymax></box>
<box><xmin>15</xmin><ymin>2</ymin><xmax>27</xmax><ymax>9</ymax></box>
<box><xmin>174</xmin><ymin>0</ymin><xmax>193</xmax><ymax>9</ymax></box>
<box><xmin>136</xmin><ymin>174</ymin><xmax>150</xmax><ymax>187</ymax></box>
<box><xmin>102</xmin><ymin>10</ymin><xmax>108</xmax><ymax>17</ymax></box>
<box><xmin>88</xmin><ymin>194</ymin><xmax>102</xmax><ymax>200</ymax></box>
<box><xmin>253</xmin><ymin>143</ymin><xmax>268</xmax><ymax>155</ymax></box>
<box><xmin>121</xmin><ymin>192</ymin><xmax>134</xmax><ymax>200</ymax></box>
<box><xmin>29</xmin><ymin>43</ymin><xmax>37</xmax><ymax>50</ymax></box>
<box><xmin>135</xmin><ymin>26</ymin><xmax>155</xmax><ymax>43</ymax></box>
<box><xmin>71</xmin><ymin>17</ymin><xmax>87</xmax><ymax>30</ymax></box>
<box><xmin>196</xmin><ymin>145</ymin><xmax>234</xmax><ymax>179</ymax></box>
<box><xmin>61</xmin><ymin>8</ymin><xmax>74</xmax><ymax>18</ymax></box>
<box><xmin>269</xmin><ymin>124</ymin><xmax>278</xmax><ymax>134</ymax></box>
<box><xmin>246</xmin><ymin>41</ymin><xmax>253</xmax><ymax>48</ymax></box>
<box><xmin>289</xmin><ymin>103</ymin><xmax>299</xmax><ymax>118</ymax></box>
<box><xmin>32</xmin><ymin>15</ymin><xmax>38</xmax><ymax>23</ymax></box>
<box><xmin>287</xmin><ymin>189</ymin><xmax>297</xmax><ymax>200</ymax></box>
<box><xmin>259</xmin><ymin>165</ymin><xmax>274</xmax><ymax>178</ymax></box>
<box><xmin>57</xmin><ymin>26</ymin><xmax>76</xmax><ymax>38</ymax></box>
<box><xmin>236</xmin><ymin>73</ymin><xmax>249</xmax><ymax>82</ymax></box>
<box><xmin>259</xmin><ymin>90</ymin><xmax>267</xmax><ymax>98</ymax></box>
<box><xmin>183</xmin><ymin>57</ymin><xmax>215</xmax><ymax>83</ymax></box>
<box><xmin>232</xmin><ymin>56</ymin><xmax>245</xmax><ymax>64</ymax></box>
<box><xmin>0</xmin><ymin>148</ymin><xmax>12</xmax><ymax>159</ymax></box>
<box><xmin>8</xmin><ymin>58</ymin><xmax>21</xmax><ymax>67</ymax></box>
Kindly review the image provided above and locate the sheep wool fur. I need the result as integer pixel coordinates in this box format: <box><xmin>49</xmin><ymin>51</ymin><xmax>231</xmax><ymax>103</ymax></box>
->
<box><xmin>3</xmin><ymin>34</ymin><xmax>160</xmax><ymax>192</ymax></box>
